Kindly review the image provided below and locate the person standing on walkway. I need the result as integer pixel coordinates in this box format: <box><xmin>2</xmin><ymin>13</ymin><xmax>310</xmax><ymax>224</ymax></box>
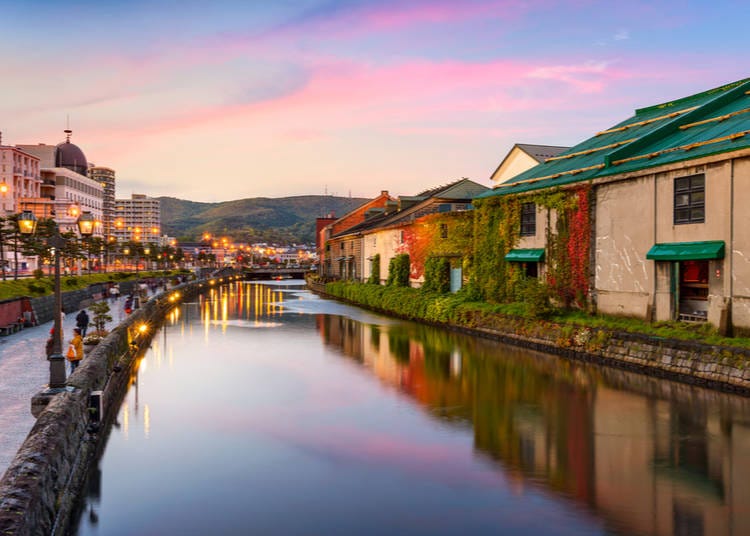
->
<box><xmin>67</xmin><ymin>327</ymin><xmax>84</xmax><ymax>373</ymax></box>
<box><xmin>45</xmin><ymin>328</ymin><xmax>55</xmax><ymax>358</ymax></box>
<box><xmin>76</xmin><ymin>309</ymin><xmax>90</xmax><ymax>337</ymax></box>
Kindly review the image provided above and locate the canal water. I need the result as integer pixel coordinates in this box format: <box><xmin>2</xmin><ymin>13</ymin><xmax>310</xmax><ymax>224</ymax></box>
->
<box><xmin>73</xmin><ymin>281</ymin><xmax>750</xmax><ymax>535</ymax></box>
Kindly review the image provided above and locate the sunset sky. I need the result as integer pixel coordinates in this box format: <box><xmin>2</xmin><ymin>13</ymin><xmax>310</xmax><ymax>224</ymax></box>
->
<box><xmin>2</xmin><ymin>0</ymin><xmax>747</xmax><ymax>202</ymax></box>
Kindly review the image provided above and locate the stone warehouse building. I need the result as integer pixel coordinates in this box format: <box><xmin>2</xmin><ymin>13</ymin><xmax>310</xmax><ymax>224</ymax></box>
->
<box><xmin>478</xmin><ymin>78</ymin><xmax>750</xmax><ymax>334</ymax></box>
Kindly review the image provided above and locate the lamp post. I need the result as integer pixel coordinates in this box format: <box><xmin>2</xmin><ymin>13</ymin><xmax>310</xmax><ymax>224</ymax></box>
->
<box><xmin>19</xmin><ymin>210</ymin><xmax>95</xmax><ymax>389</ymax></box>
<box><xmin>77</xmin><ymin>211</ymin><xmax>96</xmax><ymax>274</ymax></box>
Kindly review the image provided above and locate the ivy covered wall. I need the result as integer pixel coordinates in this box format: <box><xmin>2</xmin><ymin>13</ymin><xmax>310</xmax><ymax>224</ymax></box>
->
<box><xmin>398</xmin><ymin>212</ymin><xmax>475</xmax><ymax>283</ymax></box>
<box><xmin>471</xmin><ymin>183</ymin><xmax>593</xmax><ymax>309</ymax></box>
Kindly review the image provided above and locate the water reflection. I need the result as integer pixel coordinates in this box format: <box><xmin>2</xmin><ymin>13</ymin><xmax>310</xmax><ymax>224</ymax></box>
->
<box><xmin>73</xmin><ymin>282</ymin><xmax>750</xmax><ymax>536</ymax></box>
<box><xmin>317</xmin><ymin>314</ymin><xmax>750</xmax><ymax>536</ymax></box>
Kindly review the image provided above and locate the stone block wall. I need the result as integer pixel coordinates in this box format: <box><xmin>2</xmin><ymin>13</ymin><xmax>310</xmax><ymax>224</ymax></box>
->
<box><xmin>29</xmin><ymin>280</ymin><xmax>143</xmax><ymax>325</ymax></box>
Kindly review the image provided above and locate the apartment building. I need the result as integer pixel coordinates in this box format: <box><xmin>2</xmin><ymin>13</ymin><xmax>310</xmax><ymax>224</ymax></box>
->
<box><xmin>89</xmin><ymin>166</ymin><xmax>116</xmax><ymax>239</ymax></box>
<box><xmin>0</xmin><ymin>139</ymin><xmax>42</xmax><ymax>214</ymax></box>
<box><xmin>113</xmin><ymin>194</ymin><xmax>161</xmax><ymax>244</ymax></box>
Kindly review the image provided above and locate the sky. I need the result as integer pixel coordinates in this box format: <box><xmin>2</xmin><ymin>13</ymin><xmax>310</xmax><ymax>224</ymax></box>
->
<box><xmin>1</xmin><ymin>0</ymin><xmax>748</xmax><ymax>202</ymax></box>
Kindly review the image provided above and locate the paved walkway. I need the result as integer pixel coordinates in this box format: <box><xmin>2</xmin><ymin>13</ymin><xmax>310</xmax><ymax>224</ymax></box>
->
<box><xmin>0</xmin><ymin>298</ymin><xmax>135</xmax><ymax>478</ymax></box>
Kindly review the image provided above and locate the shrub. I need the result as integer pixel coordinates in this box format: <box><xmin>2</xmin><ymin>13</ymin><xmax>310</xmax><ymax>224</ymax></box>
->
<box><xmin>33</xmin><ymin>269</ymin><xmax>44</xmax><ymax>280</ymax></box>
<box><xmin>423</xmin><ymin>257</ymin><xmax>450</xmax><ymax>294</ymax></box>
<box><xmin>386</xmin><ymin>254</ymin><xmax>410</xmax><ymax>287</ymax></box>
<box><xmin>89</xmin><ymin>300</ymin><xmax>113</xmax><ymax>334</ymax></box>
<box><xmin>514</xmin><ymin>277</ymin><xmax>554</xmax><ymax>319</ymax></box>
<box><xmin>367</xmin><ymin>254</ymin><xmax>380</xmax><ymax>285</ymax></box>
<box><xmin>26</xmin><ymin>281</ymin><xmax>48</xmax><ymax>295</ymax></box>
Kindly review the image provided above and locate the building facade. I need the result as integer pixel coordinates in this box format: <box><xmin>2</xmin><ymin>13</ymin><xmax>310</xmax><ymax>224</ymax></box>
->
<box><xmin>319</xmin><ymin>191</ymin><xmax>394</xmax><ymax>279</ymax></box>
<box><xmin>16</xmin><ymin>133</ymin><xmax>104</xmax><ymax>234</ymax></box>
<box><xmin>477</xmin><ymin>77</ymin><xmax>750</xmax><ymax>334</ymax></box>
<box><xmin>0</xmin><ymin>143</ymin><xmax>41</xmax><ymax>214</ymax></box>
<box><xmin>88</xmin><ymin>166</ymin><xmax>116</xmax><ymax>240</ymax></box>
<box><xmin>113</xmin><ymin>194</ymin><xmax>161</xmax><ymax>244</ymax></box>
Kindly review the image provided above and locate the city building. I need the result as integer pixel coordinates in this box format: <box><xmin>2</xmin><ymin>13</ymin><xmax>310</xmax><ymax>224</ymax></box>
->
<box><xmin>358</xmin><ymin>178</ymin><xmax>488</xmax><ymax>287</ymax></box>
<box><xmin>0</xmin><ymin>135</ymin><xmax>42</xmax><ymax>215</ymax></box>
<box><xmin>318</xmin><ymin>191</ymin><xmax>394</xmax><ymax>279</ymax></box>
<box><xmin>113</xmin><ymin>194</ymin><xmax>161</xmax><ymax>244</ymax></box>
<box><xmin>16</xmin><ymin>130</ymin><xmax>103</xmax><ymax>235</ymax></box>
<box><xmin>88</xmin><ymin>166</ymin><xmax>116</xmax><ymax>240</ymax></box>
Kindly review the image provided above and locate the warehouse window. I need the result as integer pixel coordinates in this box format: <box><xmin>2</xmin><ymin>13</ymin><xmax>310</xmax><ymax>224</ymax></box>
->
<box><xmin>674</xmin><ymin>174</ymin><xmax>705</xmax><ymax>224</ymax></box>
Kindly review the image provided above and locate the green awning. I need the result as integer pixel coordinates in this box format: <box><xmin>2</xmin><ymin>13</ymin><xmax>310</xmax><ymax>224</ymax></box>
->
<box><xmin>505</xmin><ymin>248</ymin><xmax>545</xmax><ymax>262</ymax></box>
<box><xmin>646</xmin><ymin>241</ymin><xmax>725</xmax><ymax>261</ymax></box>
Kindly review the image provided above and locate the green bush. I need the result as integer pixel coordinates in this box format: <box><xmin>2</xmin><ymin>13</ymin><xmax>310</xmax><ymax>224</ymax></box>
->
<box><xmin>26</xmin><ymin>281</ymin><xmax>48</xmax><ymax>295</ymax></box>
<box><xmin>514</xmin><ymin>277</ymin><xmax>554</xmax><ymax>319</ymax></box>
<box><xmin>367</xmin><ymin>254</ymin><xmax>380</xmax><ymax>285</ymax></box>
<box><xmin>64</xmin><ymin>277</ymin><xmax>79</xmax><ymax>288</ymax></box>
<box><xmin>33</xmin><ymin>269</ymin><xmax>44</xmax><ymax>280</ymax></box>
<box><xmin>423</xmin><ymin>257</ymin><xmax>450</xmax><ymax>294</ymax></box>
<box><xmin>386</xmin><ymin>254</ymin><xmax>410</xmax><ymax>287</ymax></box>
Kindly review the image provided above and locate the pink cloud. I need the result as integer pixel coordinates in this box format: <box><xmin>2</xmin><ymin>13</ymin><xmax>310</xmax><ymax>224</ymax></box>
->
<box><xmin>527</xmin><ymin>61</ymin><xmax>619</xmax><ymax>93</ymax></box>
<box><xmin>354</xmin><ymin>0</ymin><xmax>526</xmax><ymax>30</ymax></box>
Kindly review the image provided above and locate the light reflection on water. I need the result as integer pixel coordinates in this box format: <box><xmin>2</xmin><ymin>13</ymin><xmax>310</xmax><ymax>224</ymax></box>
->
<box><xmin>73</xmin><ymin>282</ymin><xmax>750</xmax><ymax>536</ymax></box>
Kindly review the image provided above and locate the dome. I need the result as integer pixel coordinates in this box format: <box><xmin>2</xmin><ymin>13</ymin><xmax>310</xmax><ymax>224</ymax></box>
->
<box><xmin>55</xmin><ymin>135</ymin><xmax>88</xmax><ymax>176</ymax></box>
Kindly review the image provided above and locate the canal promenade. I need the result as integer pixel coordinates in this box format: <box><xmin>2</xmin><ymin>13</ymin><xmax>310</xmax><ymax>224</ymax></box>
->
<box><xmin>0</xmin><ymin>295</ymin><xmax>148</xmax><ymax>478</ymax></box>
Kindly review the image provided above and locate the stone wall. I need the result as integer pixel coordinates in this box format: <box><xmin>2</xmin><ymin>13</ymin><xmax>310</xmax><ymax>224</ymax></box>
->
<box><xmin>29</xmin><ymin>280</ymin><xmax>142</xmax><ymax>325</ymax></box>
<box><xmin>0</xmin><ymin>276</ymin><xmax>235</xmax><ymax>535</ymax></box>
<box><xmin>466</xmin><ymin>317</ymin><xmax>750</xmax><ymax>394</ymax></box>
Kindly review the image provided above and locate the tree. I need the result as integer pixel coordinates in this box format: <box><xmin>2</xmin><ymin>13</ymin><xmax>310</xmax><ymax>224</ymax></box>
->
<box><xmin>89</xmin><ymin>300</ymin><xmax>112</xmax><ymax>335</ymax></box>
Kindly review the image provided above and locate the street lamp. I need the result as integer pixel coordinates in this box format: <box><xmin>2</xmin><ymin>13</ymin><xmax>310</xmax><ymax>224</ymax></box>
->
<box><xmin>19</xmin><ymin>210</ymin><xmax>94</xmax><ymax>388</ymax></box>
<box><xmin>77</xmin><ymin>211</ymin><xmax>97</xmax><ymax>273</ymax></box>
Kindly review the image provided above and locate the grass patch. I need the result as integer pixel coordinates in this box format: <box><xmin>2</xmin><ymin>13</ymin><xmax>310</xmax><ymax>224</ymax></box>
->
<box><xmin>0</xmin><ymin>270</ymin><xmax>172</xmax><ymax>301</ymax></box>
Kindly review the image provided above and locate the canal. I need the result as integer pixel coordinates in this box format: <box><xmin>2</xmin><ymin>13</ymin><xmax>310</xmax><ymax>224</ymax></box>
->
<box><xmin>73</xmin><ymin>281</ymin><xmax>750</xmax><ymax>535</ymax></box>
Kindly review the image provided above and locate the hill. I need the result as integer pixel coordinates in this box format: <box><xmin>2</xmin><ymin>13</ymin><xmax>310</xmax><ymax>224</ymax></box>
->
<box><xmin>158</xmin><ymin>195</ymin><xmax>368</xmax><ymax>244</ymax></box>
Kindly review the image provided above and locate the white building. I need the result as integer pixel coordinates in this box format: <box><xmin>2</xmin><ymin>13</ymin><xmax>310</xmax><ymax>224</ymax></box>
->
<box><xmin>16</xmin><ymin>131</ymin><xmax>103</xmax><ymax>234</ymax></box>
<box><xmin>89</xmin><ymin>166</ymin><xmax>116</xmax><ymax>239</ymax></box>
<box><xmin>113</xmin><ymin>194</ymin><xmax>161</xmax><ymax>244</ymax></box>
<box><xmin>0</xmin><ymin>136</ymin><xmax>42</xmax><ymax>215</ymax></box>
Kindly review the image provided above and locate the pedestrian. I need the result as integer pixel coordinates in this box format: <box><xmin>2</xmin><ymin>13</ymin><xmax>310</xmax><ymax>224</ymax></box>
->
<box><xmin>124</xmin><ymin>295</ymin><xmax>133</xmax><ymax>315</ymax></box>
<box><xmin>67</xmin><ymin>327</ymin><xmax>84</xmax><ymax>373</ymax></box>
<box><xmin>109</xmin><ymin>284</ymin><xmax>120</xmax><ymax>301</ymax></box>
<box><xmin>76</xmin><ymin>309</ymin><xmax>90</xmax><ymax>337</ymax></box>
<box><xmin>45</xmin><ymin>328</ymin><xmax>55</xmax><ymax>358</ymax></box>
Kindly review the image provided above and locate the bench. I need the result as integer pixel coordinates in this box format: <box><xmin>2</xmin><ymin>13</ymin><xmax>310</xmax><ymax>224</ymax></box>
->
<box><xmin>0</xmin><ymin>323</ymin><xmax>25</xmax><ymax>336</ymax></box>
<box><xmin>0</xmin><ymin>325</ymin><xmax>16</xmax><ymax>336</ymax></box>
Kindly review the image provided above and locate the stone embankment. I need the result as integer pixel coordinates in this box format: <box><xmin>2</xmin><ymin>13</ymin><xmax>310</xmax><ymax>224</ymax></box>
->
<box><xmin>309</xmin><ymin>281</ymin><xmax>750</xmax><ymax>395</ymax></box>
<box><xmin>0</xmin><ymin>274</ymin><xmax>239</xmax><ymax>535</ymax></box>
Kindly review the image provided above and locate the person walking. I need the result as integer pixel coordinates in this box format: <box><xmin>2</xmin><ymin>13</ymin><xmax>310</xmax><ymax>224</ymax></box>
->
<box><xmin>76</xmin><ymin>309</ymin><xmax>90</xmax><ymax>337</ymax></box>
<box><xmin>67</xmin><ymin>327</ymin><xmax>84</xmax><ymax>373</ymax></box>
<box><xmin>45</xmin><ymin>328</ymin><xmax>55</xmax><ymax>358</ymax></box>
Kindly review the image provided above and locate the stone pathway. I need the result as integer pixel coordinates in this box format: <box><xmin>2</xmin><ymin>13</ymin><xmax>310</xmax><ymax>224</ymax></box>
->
<box><xmin>0</xmin><ymin>297</ymin><xmax>138</xmax><ymax>478</ymax></box>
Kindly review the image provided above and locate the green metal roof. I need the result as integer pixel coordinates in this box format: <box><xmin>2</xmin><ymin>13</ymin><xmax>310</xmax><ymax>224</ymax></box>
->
<box><xmin>478</xmin><ymin>78</ymin><xmax>750</xmax><ymax>200</ymax></box>
<box><xmin>645</xmin><ymin>241</ymin><xmax>725</xmax><ymax>261</ymax></box>
<box><xmin>505</xmin><ymin>248</ymin><xmax>545</xmax><ymax>262</ymax></box>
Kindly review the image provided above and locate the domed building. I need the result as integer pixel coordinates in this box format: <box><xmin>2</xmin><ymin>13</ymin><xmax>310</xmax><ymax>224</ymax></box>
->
<box><xmin>15</xmin><ymin>129</ymin><xmax>103</xmax><ymax>235</ymax></box>
<box><xmin>55</xmin><ymin>130</ymin><xmax>88</xmax><ymax>176</ymax></box>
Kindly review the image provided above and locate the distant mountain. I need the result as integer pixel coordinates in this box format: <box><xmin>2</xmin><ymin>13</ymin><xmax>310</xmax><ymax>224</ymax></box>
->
<box><xmin>158</xmin><ymin>195</ymin><xmax>368</xmax><ymax>244</ymax></box>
